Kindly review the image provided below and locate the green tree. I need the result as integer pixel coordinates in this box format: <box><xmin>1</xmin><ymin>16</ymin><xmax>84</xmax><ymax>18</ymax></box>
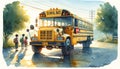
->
<box><xmin>3</xmin><ymin>1</ymin><xmax>29</xmax><ymax>47</ymax></box>
<box><xmin>95</xmin><ymin>2</ymin><xmax>118</xmax><ymax>39</ymax></box>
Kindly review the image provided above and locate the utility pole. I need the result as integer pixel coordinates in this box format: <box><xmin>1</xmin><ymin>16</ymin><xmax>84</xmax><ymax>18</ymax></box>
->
<box><xmin>89</xmin><ymin>10</ymin><xmax>95</xmax><ymax>24</ymax></box>
<box><xmin>89</xmin><ymin>10</ymin><xmax>95</xmax><ymax>39</ymax></box>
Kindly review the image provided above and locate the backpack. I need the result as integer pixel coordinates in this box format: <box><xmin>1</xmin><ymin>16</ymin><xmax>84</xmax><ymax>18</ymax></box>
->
<box><xmin>24</xmin><ymin>39</ymin><xmax>27</xmax><ymax>45</ymax></box>
<box><xmin>20</xmin><ymin>38</ymin><xmax>23</xmax><ymax>43</ymax></box>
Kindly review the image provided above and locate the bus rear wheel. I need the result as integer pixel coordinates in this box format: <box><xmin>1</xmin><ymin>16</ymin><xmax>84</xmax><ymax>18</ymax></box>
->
<box><xmin>46</xmin><ymin>46</ymin><xmax>53</xmax><ymax>50</ymax></box>
<box><xmin>83</xmin><ymin>41</ymin><xmax>90</xmax><ymax>48</ymax></box>
<box><xmin>32</xmin><ymin>46</ymin><xmax>43</xmax><ymax>53</ymax></box>
<box><xmin>83</xmin><ymin>36</ymin><xmax>91</xmax><ymax>48</ymax></box>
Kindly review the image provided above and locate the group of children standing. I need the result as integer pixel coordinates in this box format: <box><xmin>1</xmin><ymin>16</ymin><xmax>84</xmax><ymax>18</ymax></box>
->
<box><xmin>13</xmin><ymin>34</ymin><xmax>28</xmax><ymax>51</ymax></box>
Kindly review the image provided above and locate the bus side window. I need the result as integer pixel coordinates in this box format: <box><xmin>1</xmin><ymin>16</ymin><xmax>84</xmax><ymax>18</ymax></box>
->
<box><xmin>79</xmin><ymin>20</ymin><xmax>82</xmax><ymax>28</ymax></box>
<box><xmin>75</xmin><ymin>18</ymin><xmax>78</xmax><ymax>26</ymax></box>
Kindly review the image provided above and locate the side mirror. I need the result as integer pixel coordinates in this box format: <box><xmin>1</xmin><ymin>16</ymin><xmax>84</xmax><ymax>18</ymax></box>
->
<box><xmin>30</xmin><ymin>25</ymin><xmax>34</xmax><ymax>30</ymax></box>
<box><xmin>56</xmin><ymin>28</ymin><xmax>59</xmax><ymax>33</ymax></box>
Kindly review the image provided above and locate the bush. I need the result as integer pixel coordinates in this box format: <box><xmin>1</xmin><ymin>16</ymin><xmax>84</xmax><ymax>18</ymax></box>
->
<box><xmin>97</xmin><ymin>38</ymin><xmax>105</xmax><ymax>42</ymax></box>
<box><xmin>97</xmin><ymin>37</ymin><xmax>118</xmax><ymax>44</ymax></box>
<box><xmin>3</xmin><ymin>39</ymin><xmax>15</xmax><ymax>48</ymax></box>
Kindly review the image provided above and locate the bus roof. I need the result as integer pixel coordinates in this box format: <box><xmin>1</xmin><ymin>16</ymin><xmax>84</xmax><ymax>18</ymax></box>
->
<box><xmin>39</xmin><ymin>8</ymin><xmax>92</xmax><ymax>24</ymax></box>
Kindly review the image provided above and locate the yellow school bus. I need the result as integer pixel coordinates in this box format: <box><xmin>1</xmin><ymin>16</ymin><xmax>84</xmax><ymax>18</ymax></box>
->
<box><xmin>29</xmin><ymin>8</ymin><xmax>93</xmax><ymax>56</ymax></box>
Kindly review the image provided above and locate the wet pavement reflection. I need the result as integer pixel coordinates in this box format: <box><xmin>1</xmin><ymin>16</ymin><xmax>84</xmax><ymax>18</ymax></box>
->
<box><xmin>70</xmin><ymin>47</ymin><xmax>93</xmax><ymax>67</ymax></box>
<box><xmin>32</xmin><ymin>53</ymin><xmax>62</xmax><ymax>67</ymax></box>
<box><xmin>15</xmin><ymin>48</ymin><xmax>27</xmax><ymax>66</ymax></box>
<box><xmin>31</xmin><ymin>47</ymin><xmax>92</xmax><ymax>67</ymax></box>
<box><xmin>3</xmin><ymin>41</ymin><xmax>117</xmax><ymax>67</ymax></box>
<box><xmin>62</xmin><ymin>55</ymin><xmax>71</xmax><ymax>67</ymax></box>
<box><xmin>82</xmin><ymin>47</ymin><xmax>92</xmax><ymax>55</ymax></box>
<box><xmin>6</xmin><ymin>51</ymin><xmax>17</xmax><ymax>66</ymax></box>
<box><xmin>32</xmin><ymin>53</ymin><xmax>73</xmax><ymax>67</ymax></box>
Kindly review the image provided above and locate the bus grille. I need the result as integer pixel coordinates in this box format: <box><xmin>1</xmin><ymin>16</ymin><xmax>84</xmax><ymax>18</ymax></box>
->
<box><xmin>40</xmin><ymin>30</ymin><xmax>52</xmax><ymax>40</ymax></box>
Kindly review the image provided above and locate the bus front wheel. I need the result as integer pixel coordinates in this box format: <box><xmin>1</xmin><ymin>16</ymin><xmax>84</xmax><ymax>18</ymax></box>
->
<box><xmin>62</xmin><ymin>38</ymin><xmax>74</xmax><ymax>56</ymax></box>
<box><xmin>32</xmin><ymin>46</ymin><xmax>43</xmax><ymax>53</ymax></box>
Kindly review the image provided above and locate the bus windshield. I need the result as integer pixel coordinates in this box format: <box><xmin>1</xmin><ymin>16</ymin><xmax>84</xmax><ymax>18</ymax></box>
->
<box><xmin>39</xmin><ymin>17</ymin><xmax>72</xmax><ymax>27</ymax></box>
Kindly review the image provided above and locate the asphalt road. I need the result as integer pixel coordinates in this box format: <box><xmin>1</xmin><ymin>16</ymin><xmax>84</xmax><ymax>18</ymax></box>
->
<box><xmin>3</xmin><ymin>41</ymin><xmax>117</xmax><ymax>68</ymax></box>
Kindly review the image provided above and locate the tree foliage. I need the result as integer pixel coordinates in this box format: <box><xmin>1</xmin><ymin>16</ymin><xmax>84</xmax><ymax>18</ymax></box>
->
<box><xmin>95</xmin><ymin>2</ymin><xmax>118</xmax><ymax>37</ymax></box>
<box><xmin>3</xmin><ymin>1</ymin><xmax>29</xmax><ymax>47</ymax></box>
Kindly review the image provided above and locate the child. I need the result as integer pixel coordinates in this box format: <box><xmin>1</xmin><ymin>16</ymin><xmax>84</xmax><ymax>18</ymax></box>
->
<box><xmin>24</xmin><ymin>36</ymin><xmax>28</xmax><ymax>49</ymax></box>
<box><xmin>14</xmin><ymin>34</ymin><xmax>18</xmax><ymax>51</ymax></box>
<box><xmin>20</xmin><ymin>34</ymin><xmax>25</xmax><ymax>48</ymax></box>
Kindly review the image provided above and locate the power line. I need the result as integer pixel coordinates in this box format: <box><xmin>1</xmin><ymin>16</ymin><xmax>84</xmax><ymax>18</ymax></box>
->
<box><xmin>23</xmin><ymin>0</ymin><xmax>91</xmax><ymax>13</ymax></box>
<box><xmin>33</xmin><ymin>0</ymin><xmax>54</xmax><ymax>8</ymax></box>
<box><xmin>21</xmin><ymin>2</ymin><xmax>44</xmax><ymax>11</ymax></box>
<box><xmin>48</xmin><ymin>0</ymin><xmax>90</xmax><ymax>11</ymax></box>
<box><xmin>37</xmin><ymin>0</ymin><xmax>92</xmax><ymax>18</ymax></box>
<box><xmin>89</xmin><ymin>10</ymin><xmax>95</xmax><ymax>23</ymax></box>
<box><xmin>21</xmin><ymin>0</ymin><xmax>96</xmax><ymax>21</ymax></box>
<box><xmin>32</xmin><ymin>0</ymin><xmax>91</xmax><ymax>19</ymax></box>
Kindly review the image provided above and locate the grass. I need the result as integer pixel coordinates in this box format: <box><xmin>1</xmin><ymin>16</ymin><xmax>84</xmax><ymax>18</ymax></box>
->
<box><xmin>106</xmin><ymin>39</ymin><xmax>118</xmax><ymax>44</ymax></box>
<box><xmin>97</xmin><ymin>38</ymin><xmax>118</xmax><ymax>44</ymax></box>
<box><xmin>3</xmin><ymin>39</ymin><xmax>15</xmax><ymax>48</ymax></box>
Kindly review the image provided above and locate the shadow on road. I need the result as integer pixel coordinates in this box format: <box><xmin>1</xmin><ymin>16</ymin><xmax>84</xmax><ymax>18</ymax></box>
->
<box><xmin>32</xmin><ymin>53</ymin><xmax>62</xmax><ymax>67</ymax></box>
<box><xmin>32</xmin><ymin>53</ymin><xmax>46</xmax><ymax>63</ymax></box>
<box><xmin>62</xmin><ymin>55</ymin><xmax>71</xmax><ymax>67</ymax></box>
<box><xmin>31</xmin><ymin>48</ymin><xmax>93</xmax><ymax>67</ymax></box>
<box><xmin>15</xmin><ymin>48</ymin><xmax>27</xmax><ymax>67</ymax></box>
<box><xmin>6</xmin><ymin>50</ymin><xmax>17</xmax><ymax>66</ymax></box>
<box><xmin>82</xmin><ymin>47</ymin><xmax>92</xmax><ymax>55</ymax></box>
<box><xmin>31</xmin><ymin>50</ymin><xmax>79</xmax><ymax>67</ymax></box>
<box><xmin>3</xmin><ymin>42</ymin><xmax>117</xmax><ymax>67</ymax></box>
<box><xmin>3</xmin><ymin>48</ymin><xmax>19</xmax><ymax>66</ymax></box>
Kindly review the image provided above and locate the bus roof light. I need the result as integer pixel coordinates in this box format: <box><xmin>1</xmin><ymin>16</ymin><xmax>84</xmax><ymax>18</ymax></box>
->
<box><xmin>53</xmin><ymin>8</ymin><xmax>55</xmax><ymax>10</ymax></box>
<box><xmin>56</xmin><ymin>8</ymin><xmax>58</xmax><ymax>10</ymax></box>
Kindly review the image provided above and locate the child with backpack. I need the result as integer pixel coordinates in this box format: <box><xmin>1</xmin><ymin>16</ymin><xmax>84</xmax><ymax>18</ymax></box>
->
<box><xmin>13</xmin><ymin>34</ymin><xmax>19</xmax><ymax>51</ymax></box>
<box><xmin>20</xmin><ymin>34</ymin><xmax>25</xmax><ymax>48</ymax></box>
<box><xmin>24</xmin><ymin>36</ymin><xmax>28</xmax><ymax>50</ymax></box>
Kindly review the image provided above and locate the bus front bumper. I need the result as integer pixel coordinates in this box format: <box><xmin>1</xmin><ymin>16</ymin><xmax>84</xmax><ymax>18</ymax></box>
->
<box><xmin>30</xmin><ymin>41</ymin><xmax>65</xmax><ymax>46</ymax></box>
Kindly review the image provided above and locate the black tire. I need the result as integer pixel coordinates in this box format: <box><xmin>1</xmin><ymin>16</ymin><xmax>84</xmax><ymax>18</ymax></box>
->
<box><xmin>32</xmin><ymin>46</ymin><xmax>43</xmax><ymax>53</ymax></box>
<box><xmin>46</xmin><ymin>46</ymin><xmax>53</xmax><ymax>50</ymax></box>
<box><xmin>83</xmin><ymin>41</ymin><xmax>90</xmax><ymax>48</ymax></box>
<box><xmin>83</xmin><ymin>36</ymin><xmax>91</xmax><ymax>48</ymax></box>
<box><xmin>62</xmin><ymin>38</ymin><xmax>74</xmax><ymax>56</ymax></box>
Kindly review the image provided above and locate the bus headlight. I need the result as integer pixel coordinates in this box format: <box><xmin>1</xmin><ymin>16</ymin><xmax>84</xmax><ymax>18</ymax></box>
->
<box><xmin>31</xmin><ymin>37</ymin><xmax>38</xmax><ymax>41</ymax></box>
<box><xmin>57</xmin><ymin>36</ymin><xmax>64</xmax><ymax>40</ymax></box>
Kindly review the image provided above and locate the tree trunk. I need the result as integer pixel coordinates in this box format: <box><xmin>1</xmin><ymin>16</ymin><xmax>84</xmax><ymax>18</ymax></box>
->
<box><xmin>105</xmin><ymin>33</ymin><xmax>109</xmax><ymax>40</ymax></box>
<box><xmin>3</xmin><ymin>35</ymin><xmax>9</xmax><ymax>48</ymax></box>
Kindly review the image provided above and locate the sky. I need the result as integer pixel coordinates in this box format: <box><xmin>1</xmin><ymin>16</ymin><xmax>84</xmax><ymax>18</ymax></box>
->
<box><xmin>1</xmin><ymin>0</ymin><xmax>119</xmax><ymax>25</ymax></box>
<box><xmin>20</xmin><ymin>0</ymin><xmax>104</xmax><ymax>24</ymax></box>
